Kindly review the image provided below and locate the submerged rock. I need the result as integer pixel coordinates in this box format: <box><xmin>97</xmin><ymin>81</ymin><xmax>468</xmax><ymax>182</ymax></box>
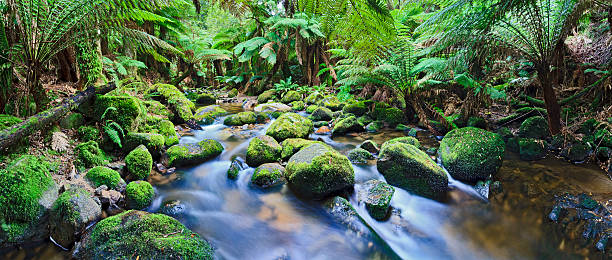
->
<box><xmin>227</xmin><ymin>157</ymin><xmax>247</xmax><ymax>180</ymax></box>
<box><xmin>287</xmin><ymin>143</ymin><xmax>355</xmax><ymax>199</ymax></box>
<box><xmin>73</xmin><ymin>210</ymin><xmax>214</xmax><ymax>259</ymax></box>
<box><xmin>50</xmin><ymin>188</ymin><xmax>102</xmax><ymax>248</ymax></box>
<box><xmin>251</xmin><ymin>163</ymin><xmax>286</xmax><ymax>188</ymax></box>
<box><xmin>246</xmin><ymin>135</ymin><xmax>282</xmax><ymax>167</ymax></box>
<box><xmin>167</xmin><ymin>139</ymin><xmax>224</xmax><ymax>167</ymax></box>
<box><xmin>158</xmin><ymin>200</ymin><xmax>187</xmax><ymax>218</ymax></box>
<box><xmin>518</xmin><ymin>138</ymin><xmax>546</xmax><ymax>161</ymax></box>
<box><xmin>377</xmin><ymin>142</ymin><xmax>448</xmax><ymax>199</ymax></box>
<box><xmin>358</xmin><ymin>180</ymin><xmax>394</xmax><ymax>221</ymax></box>
<box><xmin>266</xmin><ymin>113</ymin><xmax>314</xmax><ymax>141</ymax></box>
<box><xmin>438</xmin><ymin>127</ymin><xmax>505</xmax><ymax>182</ymax></box>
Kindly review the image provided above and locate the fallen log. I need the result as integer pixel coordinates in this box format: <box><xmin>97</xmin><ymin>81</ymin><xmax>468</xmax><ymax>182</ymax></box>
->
<box><xmin>0</xmin><ymin>84</ymin><xmax>116</xmax><ymax>154</ymax></box>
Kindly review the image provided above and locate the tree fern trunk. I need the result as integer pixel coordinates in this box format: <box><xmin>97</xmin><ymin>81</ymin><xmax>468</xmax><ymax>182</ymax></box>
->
<box><xmin>538</xmin><ymin>70</ymin><xmax>562</xmax><ymax>135</ymax></box>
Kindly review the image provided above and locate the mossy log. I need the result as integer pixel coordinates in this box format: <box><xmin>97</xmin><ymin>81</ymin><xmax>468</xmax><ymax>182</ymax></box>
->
<box><xmin>0</xmin><ymin>84</ymin><xmax>116</xmax><ymax>153</ymax></box>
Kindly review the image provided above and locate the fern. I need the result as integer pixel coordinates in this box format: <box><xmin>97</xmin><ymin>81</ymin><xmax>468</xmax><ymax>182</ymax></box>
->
<box><xmin>103</xmin><ymin>121</ymin><xmax>125</xmax><ymax>148</ymax></box>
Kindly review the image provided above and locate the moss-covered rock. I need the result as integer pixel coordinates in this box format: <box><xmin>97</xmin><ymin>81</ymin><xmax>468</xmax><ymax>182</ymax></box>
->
<box><xmin>467</xmin><ymin>116</ymin><xmax>487</xmax><ymax>129</ymax></box>
<box><xmin>359</xmin><ymin>140</ymin><xmax>379</xmax><ymax>154</ymax></box>
<box><xmin>365</xmin><ymin>121</ymin><xmax>383</xmax><ymax>133</ymax></box>
<box><xmin>257</xmin><ymin>90</ymin><xmax>277</xmax><ymax>103</ymax></box>
<box><xmin>347</xmin><ymin>148</ymin><xmax>374</xmax><ymax>164</ymax></box>
<box><xmin>518</xmin><ymin>116</ymin><xmax>549</xmax><ymax>139</ymax></box>
<box><xmin>60</xmin><ymin>113</ymin><xmax>85</xmax><ymax>129</ymax></box>
<box><xmin>254</xmin><ymin>103</ymin><xmax>291</xmax><ymax>114</ymax></box>
<box><xmin>78</xmin><ymin>126</ymin><xmax>100</xmax><ymax>142</ymax></box>
<box><xmin>125</xmin><ymin>181</ymin><xmax>154</xmax><ymax>210</ymax></box>
<box><xmin>496</xmin><ymin>127</ymin><xmax>514</xmax><ymax>143</ymax></box>
<box><xmin>94</xmin><ymin>95</ymin><xmax>144</xmax><ymax>131</ymax></box>
<box><xmin>318</xmin><ymin>96</ymin><xmax>343</xmax><ymax>111</ymax></box>
<box><xmin>280</xmin><ymin>138</ymin><xmax>318</xmax><ymax>160</ymax></box>
<box><xmin>167</xmin><ymin>139</ymin><xmax>224</xmax><ymax>167</ymax></box>
<box><xmin>310</xmin><ymin>107</ymin><xmax>333</xmax><ymax>121</ymax></box>
<box><xmin>50</xmin><ymin>188</ymin><xmax>102</xmax><ymax>248</ymax></box>
<box><xmin>305</xmin><ymin>105</ymin><xmax>318</xmax><ymax>114</ymax></box>
<box><xmin>76</xmin><ymin>141</ymin><xmax>108</xmax><ymax>169</ymax></box>
<box><xmin>123</xmin><ymin>132</ymin><xmax>165</xmax><ymax>156</ymax></box>
<box><xmin>291</xmin><ymin>100</ymin><xmax>306</xmax><ymax>111</ymax></box>
<box><xmin>281</xmin><ymin>91</ymin><xmax>302</xmax><ymax>104</ymax></box>
<box><xmin>305</xmin><ymin>92</ymin><xmax>324</xmax><ymax>105</ymax></box>
<box><xmin>562</xmin><ymin>141</ymin><xmax>592</xmax><ymax>162</ymax></box>
<box><xmin>287</xmin><ymin>143</ymin><xmax>355</xmax><ymax>199</ymax></box>
<box><xmin>266</xmin><ymin>113</ymin><xmax>314</xmax><ymax>141</ymax></box>
<box><xmin>0</xmin><ymin>155</ymin><xmax>58</xmax><ymax>246</ymax></box>
<box><xmin>195</xmin><ymin>93</ymin><xmax>216</xmax><ymax>105</ymax></box>
<box><xmin>518</xmin><ymin>138</ymin><xmax>546</xmax><ymax>161</ymax></box>
<box><xmin>381</xmin><ymin>107</ymin><xmax>405</xmax><ymax>126</ymax></box>
<box><xmin>246</xmin><ymin>135</ymin><xmax>281</xmax><ymax>167</ymax></box>
<box><xmin>357</xmin><ymin>115</ymin><xmax>373</xmax><ymax>127</ymax></box>
<box><xmin>380</xmin><ymin>136</ymin><xmax>420</xmax><ymax>150</ymax></box>
<box><xmin>74</xmin><ymin>210</ymin><xmax>214</xmax><ymax>259</ymax></box>
<box><xmin>227</xmin><ymin>157</ymin><xmax>246</xmax><ymax>180</ymax></box>
<box><xmin>224</xmin><ymin>111</ymin><xmax>263</xmax><ymax>126</ymax></box>
<box><xmin>251</xmin><ymin>163</ymin><xmax>286</xmax><ymax>188</ymax></box>
<box><xmin>195</xmin><ymin>105</ymin><xmax>228</xmax><ymax>125</ymax></box>
<box><xmin>143</xmin><ymin>100</ymin><xmax>173</xmax><ymax>120</ymax></box>
<box><xmin>228</xmin><ymin>88</ymin><xmax>239</xmax><ymax>98</ymax></box>
<box><xmin>86</xmin><ymin>167</ymin><xmax>125</xmax><ymax>189</ymax></box>
<box><xmin>314</xmin><ymin>121</ymin><xmax>329</xmax><ymax>128</ymax></box>
<box><xmin>438</xmin><ymin>127</ymin><xmax>505</xmax><ymax>181</ymax></box>
<box><xmin>342</xmin><ymin>101</ymin><xmax>368</xmax><ymax>116</ymax></box>
<box><xmin>332</xmin><ymin>115</ymin><xmax>364</xmax><ymax>135</ymax></box>
<box><xmin>0</xmin><ymin>114</ymin><xmax>22</xmax><ymax>130</ymax></box>
<box><xmin>157</xmin><ymin>120</ymin><xmax>179</xmax><ymax>146</ymax></box>
<box><xmin>126</xmin><ymin>145</ymin><xmax>153</xmax><ymax>180</ymax></box>
<box><xmin>152</xmin><ymin>84</ymin><xmax>195</xmax><ymax>123</ymax></box>
<box><xmin>359</xmin><ymin>180</ymin><xmax>394</xmax><ymax>220</ymax></box>
<box><xmin>377</xmin><ymin>143</ymin><xmax>448</xmax><ymax>199</ymax></box>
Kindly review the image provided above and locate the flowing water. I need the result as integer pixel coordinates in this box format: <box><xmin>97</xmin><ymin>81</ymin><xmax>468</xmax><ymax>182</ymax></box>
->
<box><xmin>4</xmin><ymin>103</ymin><xmax>611</xmax><ymax>260</ymax></box>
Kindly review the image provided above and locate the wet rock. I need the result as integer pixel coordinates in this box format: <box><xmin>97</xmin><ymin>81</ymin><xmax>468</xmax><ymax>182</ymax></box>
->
<box><xmin>194</xmin><ymin>105</ymin><xmax>228</xmax><ymax>125</ymax></box>
<box><xmin>287</xmin><ymin>143</ymin><xmax>355</xmax><ymax>199</ymax></box>
<box><xmin>438</xmin><ymin>127</ymin><xmax>505</xmax><ymax>182</ymax></box>
<box><xmin>306</xmin><ymin>105</ymin><xmax>319</xmax><ymax>114</ymax></box>
<box><xmin>518</xmin><ymin>116</ymin><xmax>548</xmax><ymax>139</ymax></box>
<box><xmin>365</xmin><ymin>121</ymin><xmax>383</xmax><ymax>133</ymax></box>
<box><xmin>125</xmin><ymin>181</ymin><xmax>155</xmax><ymax>210</ymax></box>
<box><xmin>50</xmin><ymin>188</ymin><xmax>102</xmax><ymax>248</ymax></box>
<box><xmin>561</xmin><ymin>141</ymin><xmax>592</xmax><ymax>163</ymax></box>
<box><xmin>380</xmin><ymin>136</ymin><xmax>420</xmax><ymax>150</ymax></box>
<box><xmin>158</xmin><ymin>200</ymin><xmax>187</xmax><ymax>218</ymax></box>
<box><xmin>358</xmin><ymin>180</ymin><xmax>394</xmax><ymax>220</ymax></box>
<box><xmin>166</xmin><ymin>139</ymin><xmax>224</xmax><ymax>167</ymax></box>
<box><xmin>251</xmin><ymin>163</ymin><xmax>287</xmax><ymax>188</ymax></box>
<box><xmin>257</xmin><ymin>90</ymin><xmax>277</xmax><ymax>103</ymax></box>
<box><xmin>280</xmin><ymin>138</ymin><xmax>318</xmax><ymax>160</ymax></box>
<box><xmin>518</xmin><ymin>138</ymin><xmax>547</xmax><ymax>161</ymax></box>
<box><xmin>357</xmin><ymin>115</ymin><xmax>373</xmax><ymax>127</ymax></box>
<box><xmin>347</xmin><ymin>148</ymin><xmax>374</xmax><ymax>165</ymax></box>
<box><xmin>123</xmin><ymin>132</ymin><xmax>165</xmax><ymax>156</ymax></box>
<box><xmin>125</xmin><ymin>145</ymin><xmax>153</xmax><ymax>180</ymax></box>
<box><xmin>377</xmin><ymin>142</ymin><xmax>448</xmax><ymax>199</ymax></box>
<box><xmin>305</xmin><ymin>92</ymin><xmax>324</xmax><ymax>105</ymax></box>
<box><xmin>224</xmin><ymin>111</ymin><xmax>266</xmax><ymax>126</ymax></box>
<box><xmin>359</xmin><ymin>140</ymin><xmax>379</xmax><ymax>154</ymax></box>
<box><xmin>313</xmin><ymin>121</ymin><xmax>329</xmax><ymax>128</ymax></box>
<box><xmin>255</xmin><ymin>102</ymin><xmax>291</xmax><ymax>114</ymax></box>
<box><xmin>246</xmin><ymin>135</ymin><xmax>282</xmax><ymax>167</ymax></box>
<box><xmin>332</xmin><ymin>115</ymin><xmax>364</xmax><ymax>136</ymax></box>
<box><xmin>73</xmin><ymin>210</ymin><xmax>214</xmax><ymax>259</ymax></box>
<box><xmin>281</xmin><ymin>91</ymin><xmax>302</xmax><ymax>104</ymax></box>
<box><xmin>310</xmin><ymin>107</ymin><xmax>333</xmax><ymax>121</ymax></box>
<box><xmin>342</xmin><ymin>101</ymin><xmax>368</xmax><ymax>116</ymax></box>
<box><xmin>266</xmin><ymin>113</ymin><xmax>314</xmax><ymax>141</ymax></box>
<box><xmin>315</xmin><ymin>126</ymin><xmax>331</xmax><ymax>135</ymax></box>
<box><xmin>227</xmin><ymin>157</ymin><xmax>246</xmax><ymax>180</ymax></box>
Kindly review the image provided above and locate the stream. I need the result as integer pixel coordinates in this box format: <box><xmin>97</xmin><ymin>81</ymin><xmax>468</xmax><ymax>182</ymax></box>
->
<box><xmin>5</xmin><ymin>103</ymin><xmax>611</xmax><ymax>260</ymax></box>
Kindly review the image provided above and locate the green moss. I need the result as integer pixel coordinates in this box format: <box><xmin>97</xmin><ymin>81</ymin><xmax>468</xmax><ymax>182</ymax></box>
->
<box><xmin>257</xmin><ymin>90</ymin><xmax>277</xmax><ymax>103</ymax></box>
<box><xmin>359</xmin><ymin>140</ymin><xmax>379</xmax><ymax>154</ymax></box>
<box><xmin>194</xmin><ymin>105</ymin><xmax>227</xmax><ymax>125</ymax></box>
<box><xmin>251</xmin><ymin>163</ymin><xmax>286</xmax><ymax>188</ymax></box>
<box><xmin>60</xmin><ymin>113</ymin><xmax>85</xmax><ymax>129</ymax></box>
<box><xmin>305</xmin><ymin>92</ymin><xmax>324</xmax><ymax>105</ymax></box>
<box><xmin>291</xmin><ymin>100</ymin><xmax>306</xmax><ymax>111</ymax></box>
<box><xmin>152</xmin><ymin>84</ymin><xmax>195</xmax><ymax>123</ymax></box>
<box><xmin>125</xmin><ymin>181</ymin><xmax>154</xmax><ymax>209</ymax></box>
<box><xmin>195</xmin><ymin>93</ymin><xmax>216</xmax><ymax>105</ymax></box>
<box><xmin>317</xmin><ymin>96</ymin><xmax>343</xmax><ymax>111</ymax></box>
<box><xmin>362</xmin><ymin>180</ymin><xmax>394</xmax><ymax>221</ymax></box>
<box><xmin>381</xmin><ymin>108</ymin><xmax>405</xmax><ymax>126</ymax></box>
<box><xmin>342</xmin><ymin>101</ymin><xmax>368</xmax><ymax>116</ymax></box>
<box><xmin>347</xmin><ymin>148</ymin><xmax>374</xmax><ymax>164</ymax></box>
<box><xmin>518</xmin><ymin>116</ymin><xmax>548</xmax><ymax>139</ymax></box>
<box><xmin>78</xmin><ymin>210</ymin><xmax>213</xmax><ymax>260</ymax></box>
<box><xmin>94</xmin><ymin>95</ymin><xmax>144</xmax><ymax>132</ymax></box>
<box><xmin>123</xmin><ymin>133</ymin><xmax>165</xmax><ymax>154</ymax></box>
<box><xmin>518</xmin><ymin>138</ymin><xmax>546</xmax><ymax>161</ymax></box>
<box><xmin>143</xmin><ymin>100</ymin><xmax>173</xmax><ymax>119</ymax></box>
<box><xmin>496</xmin><ymin>127</ymin><xmax>514</xmax><ymax>143</ymax></box>
<box><xmin>86</xmin><ymin>166</ymin><xmax>124</xmax><ymax>189</ymax></box>
<box><xmin>306</xmin><ymin>105</ymin><xmax>319</xmax><ymax>114</ymax></box>
<box><xmin>381</xmin><ymin>136</ymin><xmax>420</xmax><ymax>150</ymax></box>
<box><xmin>77</xmin><ymin>126</ymin><xmax>100</xmax><ymax>142</ymax></box>
<box><xmin>76</xmin><ymin>141</ymin><xmax>108</xmax><ymax>169</ymax></box>
<box><xmin>438</xmin><ymin>127</ymin><xmax>505</xmax><ymax>181</ymax></box>
<box><xmin>158</xmin><ymin>120</ymin><xmax>179</xmax><ymax>146</ymax></box>
<box><xmin>309</xmin><ymin>107</ymin><xmax>333</xmax><ymax>121</ymax></box>
<box><xmin>286</xmin><ymin>143</ymin><xmax>355</xmax><ymax>199</ymax></box>
<box><xmin>563</xmin><ymin>141</ymin><xmax>591</xmax><ymax>162</ymax></box>
<box><xmin>227</xmin><ymin>158</ymin><xmax>244</xmax><ymax>180</ymax></box>
<box><xmin>377</xmin><ymin>143</ymin><xmax>448</xmax><ymax>199</ymax></box>
<box><xmin>0</xmin><ymin>114</ymin><xmax>23</xmax><ymax>131</ymax></box>
<box><xmin>280</xmin><ymin>138</ymin><xmax>318</xmax><ymax>160</ymax></box>
<box><xmin>365</xmin><ymin>121</ymin><xmax>383</xmax><ymax>133</ymax></box>
<box><xmin>332</xmin><ymin>115</ymin><xmax>363</xmax><ymax>135</ymax></box>
<box><xmin>357</xmin><ymin>115</ymin><xmax>373</xmax><ymax>127</ymax></box>
<box><xmin>224</xmin><ymin>111</ymin><xmax>259</xmax><ymax>126</ymax></box>
<box><xmin>228</xmin><ymin>88</ymin><xmax>239</xmax><ymax>98</ymax></box>
<box><xmin>266</xmin><ymin>113</ymin><xmax>314</xmax><ymax>141</ymax></box>
<box><xmin>281</xmin><ymin>91</ymin><xmax>302</xmax><ymax>104</ymax></box>
<box><xmin>126</xmin><ymin>145</ymin><xmax>153</xmax><ymax>180</ymax></box>
<box><xmin>167</xmin><ymin>139</ymin><xmax>224</xmax><ymax>167</ymax></box>
<box><xmin>246</xmin><ymin>135</ymin><xmax>281</xmax><ymax>167</ymax></box>
<box><xmin>51</xmin><ymin>188</ymin><xmax>89</xmax><ymax>224</ymax></box>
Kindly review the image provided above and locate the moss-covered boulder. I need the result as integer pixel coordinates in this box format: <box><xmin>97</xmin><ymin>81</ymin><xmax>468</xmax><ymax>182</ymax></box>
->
<box><xmin>257</xmin><ymin>90</ymin><xmax>277</xmax><ymax>103</ymax></box>
<box><xmin>280</xmin><ymin>138</ymin><xmax>317</xmax><ymax>160</ymax></box>
<box><xmin>518</xmin><ymin>116</ymin><xmax>549</xmax><ymax>139</ymax></box>
<box><xmin>74</xmin><ymin>210</ymin><xmax>214</xmax><ymax>259</ymax></box>
<box><xmin>305</xmin><ymin>105</ymin><xmax>318</xmax><ymax>114</ymax></box>
<box><xmin>0</xmin><ymin>155</ymin><xmax>58</xmax><ymax>246</ymax></box>
<box><xmin>281</xmin><ymin>91</ymin><xmax>302</xmax><ymax>104</ymax></box>
<box><xmin>380</xmin><ymin>136</ymin><xmax>420</xmax><ymax>150</ymax></box>
<box><xmin>438</xmin><ymin>127</ymin><xmax>505</xmax><ymax>182</ymax></box>
<box><xmin>377</xmin><ymin>143</ymin><xmax>447</xmax><ymax>199</ymax></box>
<box><xmin>227</xmin><ymin>157</ymin><xmax>246</xmax><ymax>180</ymax></box>
<box><xmin>496</xmin><ymin>127</ymin><xmax>514</xmax><ymax>143</ymax></box>
<box><xmin>94</xmin><ymin>95</ymin><xmax>144</xmax><ymax>131</ymax></box>
<box><xmin>332</xmin><ymin>115</ymin><xmax>364</xmax><ymax>135</ymax></box>
<box><xmin>357</xmin><ymin>115</ymin><xmax>373</xmax><ymax>127</ymax></box>
<box><xmin>291</xmin><ymin>100</ymin><xmax>306</xmax><ymax>111</ymax></box>
<box><xmin>86</xmin><ymin>167</ymin><xmax>125</xmax><ymax>189</ymax></box>
<box><xmin>77</xmin><ymin>126</ymin><xmax>100</xmax><ymax>142</ymax></box>
<box><xmin>50</xmin><ymin>188</ymin><xmax>102</xmax><ymax>248</ymax></box>
<box><xmin>305</xmin><ymin>92</ymin><xmax>324</xmax><ymax>105</ymax></box>
<box><xmin>195</xmin><ymin>93</ymin><xmax>216</xmax><ymax>105</ymax></box>
<box><xmin>518</xmin><ymin>138</ymin><xmax>546</xmax><ymax>161</ymax></box>
<box><xmin>76</xmin><ymin>141</ymin><xmax>108</xmax><ymax>169</ymax></box>
<box><xmin>266</xmin><ymin>113</ymin><xmax>314</xmax><ymax>141</ymax></box>
<box><xmin>0</xmin><ymin>114</ymin><xmax>22</xmax><ymax>130</ymax></box>
<box><xmin>342</xmin><ymin>101</ymin><xmax>368</xmax><ymax>116</ymax></box>
<box><xmin>359</xmin><ymin>180</ymin><xmax>394</xmax><ymax>220</ymax></box>
<box><xmin>125</xmin><ymin>181</ymin><xmax>155</xmax><ymax>210</ymax></box>
<box><xmin>467</xmin><ymin>116</ymin><xmax>487</xmax><ymax>129</ymax></box>
<box><xmin>167</xmin><ymin>139</ymin><xmax>224</xmax><ymax>167</ymax></box>
<box><xmin>195</xmin><ymin>105</ymin><xmax>228</xmax><ymax>125</ymax></box>
<box><xmin>224</xmin><ymin>111</ymin><xmax>265</xmax><ymax>126</ymax></box>
<box><xmin>359</xmin><ymin>140</ymin><xmax>379</xmax><ymax>154</ymax></box>
<box><xmin>318</xmin><ymin>96</ymin><xmax>343</xmax><ymax>111</ymax></box>
<box><xmin>157</xmin><ymin>120</ymin><xmax>179</xmax><ymax>146</ymax></box>
<box><xmin>379</xmin><ymin>107</ymin><xmax>405</xmax><ymax>126</ymax></box>
<box><xmin>246</xmin><ymin>135</ymin><xmax>281</xmax><ymax>167</ymax></box>
<box><xmin>228</xmin><ymin>88</ymin><xmax>239</xmax><ymax>98</ymax></box>
<box><xmin>126</xmin><ymin>145</ymin><xmax>153</xmax><ymax>180</ymax></box>
<box><xmin>365</xmin><ymin>121</ymin><xmax>383</xmax><ymax>133</ymax></box>
<box><xmin>251</xmin><ymin>163</ymin><xmax>286</xmax><ymax>188</ymax></box>
<box><xmin>153</xmin><ymin>84</ymin><xmax>195</xmax><ymax>123</ymax></box>
<box><xmin>123</xmin><ymin>132</ymin><xmax>165</xmax><ymax>156</ymax></box>
<box><xmin>347</xmin><ymin>148</ymin><xmax>374</xmax><ymax>165</ymax></box>
<box><xmin>60</xmin><ymin>113</ymin><xmax>85</xmax><ymax>129</ymax></box>
<box><xmin>562</xmin><ymin>141</ymin><xmax>592</xmax><ymax>162</ymax></box>
<box><xmin>143</xmin><ymin>100</ymin><xmax>173</xmax><ymax>120</ymax></box>
<box><xmin>287</xmin><ymin>143</ymin><xmax>355</xmax><ymax>199</ymax></box>
<box><xmin>310</xmin><ymin>107</ymin><xmax>333</xmax><ymax>121</ymax></box>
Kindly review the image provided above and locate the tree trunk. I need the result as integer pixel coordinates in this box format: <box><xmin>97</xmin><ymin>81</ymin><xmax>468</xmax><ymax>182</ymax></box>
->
<box><xmin>57</xmin><ymin>48</ymin><xmax>79</xmax><ymax>82</ymax></box>
<box><xmin>100</xmin><ymin>35</ymin><xmax>110</xmax><ymax>55</ymax></box>
<box><xmin>0</xmin><ymin>84</ymin><xmax>116</xmax><ymax>153</ymax></box>
<box><xmin>538</xmin><ymin>71</ymin><xmax>562</xmax><ymax>135</ymax></box>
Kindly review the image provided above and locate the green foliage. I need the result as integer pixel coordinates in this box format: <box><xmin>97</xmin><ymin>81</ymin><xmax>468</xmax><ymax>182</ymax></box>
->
<box><xmin>274</xmin><ymin>77</ymin><xmax>299</xmax><ymax>95</ymax></box>
<box><xmin>101</xmin><ymin>107</ymin><xmax>125</xmax><ymax>148</ymax></box>
<box><xmin>86</xmin><ymin>166</ymin><xmax>124</xmax><ymax>189</ymax></box>
<box><xmin>102</xmin><ymin>56</ymin><xmax>148</xmax><ymax>87</ymax></box>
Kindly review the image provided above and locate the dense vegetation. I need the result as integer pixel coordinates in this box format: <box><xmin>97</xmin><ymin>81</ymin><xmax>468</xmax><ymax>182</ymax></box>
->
<box><xmin>0</xmin><ymin>0</ymin><xmax>611</xmax><ymax>259</ymax></box>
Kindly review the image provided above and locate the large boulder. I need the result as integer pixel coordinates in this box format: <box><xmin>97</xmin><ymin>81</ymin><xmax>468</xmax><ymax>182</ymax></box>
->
<box><xmin>94</xmin><ymin>95</ymin><xmax>145</xmax><ymax>131</ymax></box>
<box><xmin>518</xmin><ymin>138</ymin><xmax>546</xmax><ymax>161</ymax></box>
<box><xmin>194</xmin><ymin>105</ymin><xmax>227</xmax><ymax>125</ymax></box>
<box><xmin>377</xmin><ymin>142</ymin><xmax>448</xmax><ymax>199</ymax></box>
<box><xmin>167</xmin><ymin>139</ymin><xmax>224</xmax><ymax>167</ymax></box>
<box><xmin>0</xmin><ymin>155</ymin><xmax>58</xmax><ymax>247</ymax></box>
<box><xmin>254</xmin><ymin>103</ymin><xmax>291</xmax><ymax>114</ymax></box>
<box><xmin>287</xmin><ymin>143</ymin><xmax>355</xmax><ymax>199</ymax></box>
<box><xmin>251</xmin><ymin>163</ymin><xmax>286</xmax><ymax>188</ymax></box>
<box><xmin>125</xmin><ymin>181</ymin><xmax>155</xmax><ymax>210</ymax></box>
<box><xmin>358</xmin><ymin>180</ymin><xmax>394</xmax><ymax>220</ymax></box>
<box><xmin>257</xmin><ymin>90</ymin><xmax>277</xmax><ymax>103</ymax></box>
<box><xmin>280</xmin><ymin>138</ymin><xmax>318</xmax><ymax>160</ymax></box>
<box><xmin>73</xmin><ymin>210</ymin><xmax>214</xmax><ymax>259</ymax></box>
<box><xmin>332</xmin><ymin>115</ymin><xmax>364</xmax><ymax>135</ymax></box>
<box><xmin>380</xmin><ymin>136</ymin><xmax>420</xmax><ymax>150</ymax></box>
<box><xmin>123</xmin><ymin>132</ymin><xmax>165</xmax><ymax>156</ymax></box>
<box><xmin>85</xmin><ymin>166</ymin><xmax>125</xmax><ymax>190</ymax></box>
<box><xmin>125</xmin><ymin>145</ymin><xmax>153</xmax><ymax>180</ymax></box>
<box><xmin>305</xmin><ymin>92</ymin><xmax>324</xmax><ymax>105</ymax></box>
<box><xmin>518</xmin><ymin>116</ymin><xmax>549</xmax><ymax>139</ymax></box>
<box><xmin>223</xmin><ymin>111</ymin><xmax>266</xmax><ymax>126</ymax></box>
<box><xmin>310</xmin><ymin>107</ymin><xmax>333</xmax><ymax>121</ymax></box>
<box><xmin>246</xmin><ymin>135</ymin><xmax>282</xmax><ymax>167</ymax></box>
<box><xmin>347</xmin><ymin>148</ymin><xmax>374</xmax><ymax>165</ymax></box>
<box><xmin>266</xmin><ymin>113</ymin><xmax>314</xmax><ymax>141</ymax></box>
<box><xmin>50</xmin><ymin>188</ymin><xmax>102</xmax><ymax>248</ymax></box>
<box><xmin>438</xmin><ymin>127</ymin><xmax>505</xmax><ymax>182</ymax></box>
<box><xmin>281</xmin><ymin>91</ymin><xmax>302</xmax><ymax>104</ymax></box>
<box><xmin>342</xmin><ymin>101</ymin><xmax>368</xmax><ymax>116</ymax></box>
